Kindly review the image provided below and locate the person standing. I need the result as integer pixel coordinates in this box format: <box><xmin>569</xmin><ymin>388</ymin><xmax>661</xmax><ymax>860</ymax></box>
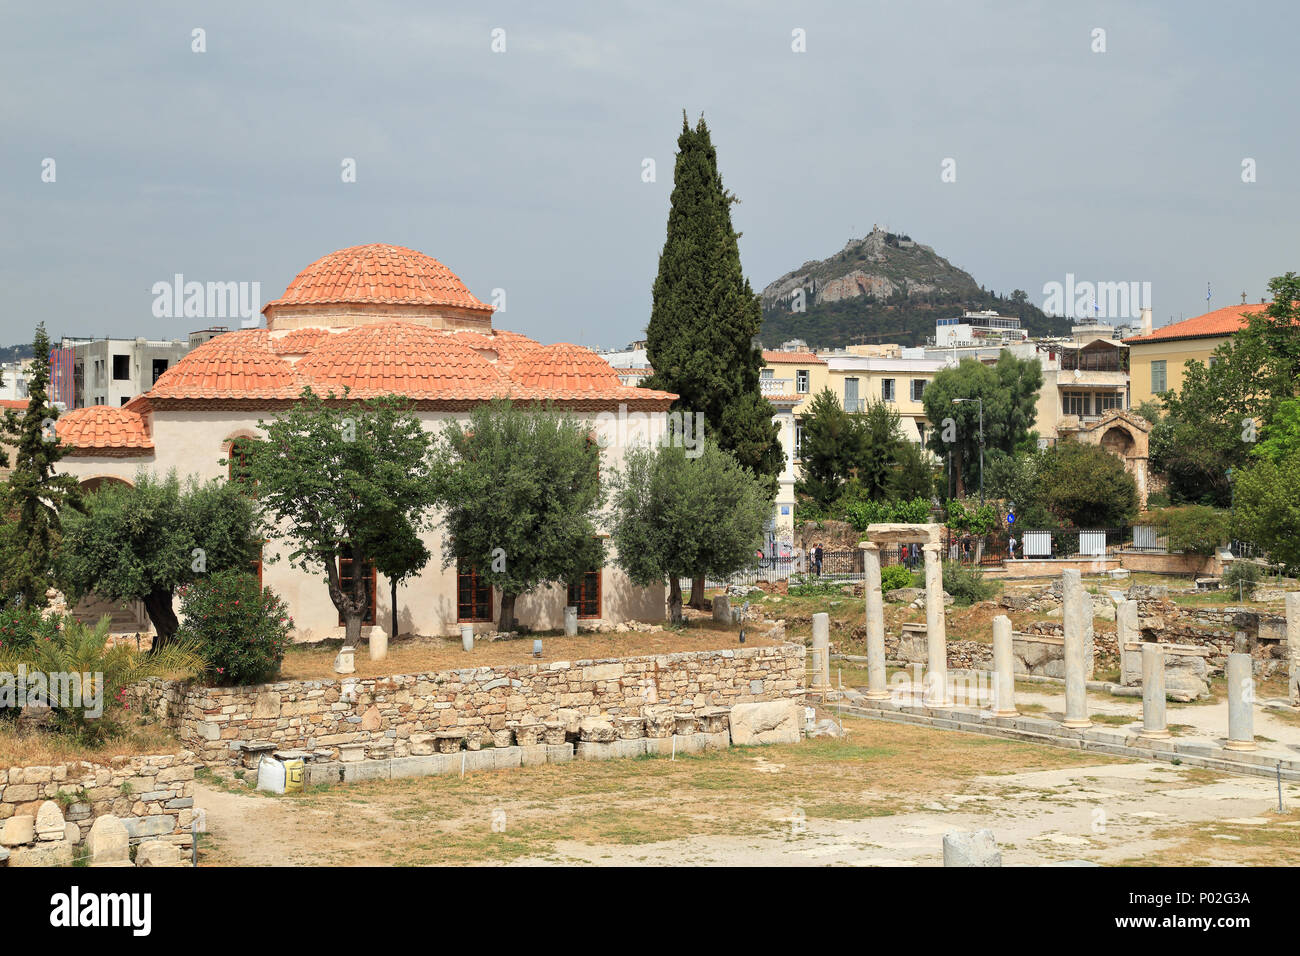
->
<box><xmin>813</xmin><ymin>542</ymin><xmax>824</xmax><ymax>577</ymax></box>
<box><xmin>1008</xmin><ymin>535</ymin><xmax>1017</xmax><ymax>561</ymax></box>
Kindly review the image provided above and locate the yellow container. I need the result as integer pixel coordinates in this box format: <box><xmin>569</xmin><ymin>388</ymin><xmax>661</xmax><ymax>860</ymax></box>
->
<box><xmin>283</xmin><ymin>758</ymin><xmax>304</xmax><ymax>794</ymax></box>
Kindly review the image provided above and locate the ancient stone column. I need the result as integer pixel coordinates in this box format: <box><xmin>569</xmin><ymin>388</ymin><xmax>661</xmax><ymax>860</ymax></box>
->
<box><xmin>564</xmin><ymin>605</ymin><xmax>579</xmax><ymax>636</ymax></box>
<box><xmin>1139</xmin><ymin>643</ymin><xmax>1170</xmax><ymax>739</ymax></box>
<box><xmin>991</xmin><ymin>614</ymin><xmax>1017</xmax><ymax>717</ymax></box>
<box><xmin>922</xmin><ymin>543</ymin><xmax>950</xmax><ymax>706</ymax></box>
<box><xmin>1061</xmin><ymin>568</ymin><xmax>1092</xmax><ymax>728</ymax></box>
<box><xmin>1117</xmin><ymin>598</ymin><xmax>1139</xmax><ymax>645</ymax></box>
<box><xmin>1225</xmin><ymin>651</ymin><xmax>1256</xmax><ymax>752</ymax></box>
<box><xmin>862</xmin><ymin>543</ymin><xmax>888</xmax><ymax>700</ymax></box>
<box><xmin>811</xmin><ymin>611</ymin><xmax>831</xmax><ymax>690</ymax></box>
<box><xmin>1287</xmin><ymin>592</ymin><xmax>1300</xmax><ymax>709</ymax></box>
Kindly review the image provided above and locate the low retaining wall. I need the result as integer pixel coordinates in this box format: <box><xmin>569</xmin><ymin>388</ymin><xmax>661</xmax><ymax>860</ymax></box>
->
<box><xmin>889</xmin><ymin>631</ymin><xmax>1078</xmax><ymax>678</ymax></box>
<box><xmin>0</xmin><ymin>751</ymin><xmax>196</xmax><ymax>865</ymax></box>
<box><xmin>134</xmin><ymin>644</ymin><xmax>806</xmax><ymax>765</ymax></box>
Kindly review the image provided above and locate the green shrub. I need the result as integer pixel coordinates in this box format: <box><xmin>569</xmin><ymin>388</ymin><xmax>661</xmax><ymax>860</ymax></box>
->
<box><xmin>940</xmin><ymin>562</ymin><xmax>997</xmax><ymax>606</ymax></box>
<box><xmin>880</xmin><ymin>564</ymin><xmax>913</xmax><ymax>592</ymax></box>
<box><xmin>0</xmin><ymin>616</ymin><xmax>206</xmax><ymax>743</ymax></box>
<box><xmin>1221</xmin><ymin>561</ymin><xmax>1262</xmax><ymax>591</ymax></box>
<box><xmin>177</xmin><ymin>571</ymin><xmax>293</xmax><ymax>686</ymax></box>
<box><xmin>1157</xmin><ymin>505</ymin><xmax>1229</xmax><ymax>555</ymax></box>
<box><xmin>842</xmin><ymin>495</ymin><xmax>932</xmax><ymax>531</ymax></box>
<box><xmin>0</xmin><ymin>603</ymin><xmax>66</xmax><ymax>655</ymax></box>
<box><xmin>787</xmin><ymin>576</ymin><xmax>850</xmax><ymax>598</ymax></box>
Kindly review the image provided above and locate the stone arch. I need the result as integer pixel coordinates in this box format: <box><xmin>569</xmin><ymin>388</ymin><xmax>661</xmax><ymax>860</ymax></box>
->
<box><xmin>78</xmin><ymin>475</ymin><xmax>133</xmax><ymax>494</ymax></box>
<box><xmin>1100</xmin><ymin>425</ymin><xmax>1135</xmax><ymax>458</ymax></box>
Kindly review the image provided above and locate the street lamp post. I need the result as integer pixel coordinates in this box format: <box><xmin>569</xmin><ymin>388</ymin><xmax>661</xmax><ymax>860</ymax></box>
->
<box><xmin>952</xmin><ymin>397</ymin><xmax>984</xmax><ymax>507</ymax></box>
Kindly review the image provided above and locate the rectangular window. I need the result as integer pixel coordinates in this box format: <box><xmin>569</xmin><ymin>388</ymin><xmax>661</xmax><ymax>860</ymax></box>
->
<box><xmin>1098</xmin><ymin>392</ymin><xmax>1124</xmax><ymax>412</ymax></box>
<box><xmin>881</xmin><ymin>378</ymin><xmax>896</xmax><ymax>402</ymax></box>
<box><xmin>795</xmin><ymin>369</ymin><xmax>809</xmax><ymax>393</ymax></box>
<box><xmin>112</xmin><ymin>355</ymin><xmax>130</xmax><ymax>380</ymax></box>
<box><xmin>1063</xmin><ymin>391</ymin><xmax>1092</xmax><ymax>417</ymax></box>
<box><xmin>1151</xmin><ymin>360</ymin><xmax>1167</xmax><ymax>393</ymax></box>
<box><xmin>152</xmin><ymin>358</ymin><xmax>169</xmax><ymax>383</ymax></box>
<box><xmin>911</xmin><ymin>379</ymin><xmax>926</xmax><ymax>402</ymax></box>
<box><xmin>567</xmin><ymin>569</ymin><xmax>602</xmax><ymax>619</ymax></box>
<box><xmin>338</xmin><ymin>553</ymin><xmax>377</xmax><ymax>627</ymax></box>
<box><xmin>843</xmin><ymin>377</ymin><xmax>859</xmax><ymax>413</ymax></box>
<box><xmin>457</xmin><ymin>562</ymin><xmax>492</xmax><ymax>622</ymax></box>
<box><xmin>251</xmin><ymin>543</ymin><xmax>263</xmax><ymax>588</ymax></box>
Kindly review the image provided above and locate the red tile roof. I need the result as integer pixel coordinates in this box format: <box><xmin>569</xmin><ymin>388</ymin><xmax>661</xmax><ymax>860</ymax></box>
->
<box><xmin>293</xmin><ymin>322</ymin><xmax>505</xmax><ymax>399</ymax></box>
<box><xmin>269</xmin><ymin>327</ymin><xmax>333</xmax><ymax>354</ymax></box>
<box><xmin>149</xmin><ymin>329</ymin><xmax>306</xmax><ymax>400</ymax></box>
<box><xmin>0</xmin><ymin>399</ymin><xmax>28</xmax><ymax>410</ymax></box>
<box><xmin>263</xmin><ymin>244</ymin><xmax>493</xmax><ymax>315</ymax></box>
<box><xmin>508</xmin><ymin>344</ymin><xmax>623</xmax><ymax>392</ymax></box>
<box><xmin>763</xmin><ymin>350</ymin><xmax>824</xmax><ymax>364</ymax></box>
<box><xmin>1123</xmin><ymin>303</ymin><xmax>1263</xmax><ymax>344</ymax></box>
<box><xmin>54</xmin><ymin>406</ymin><xmax>153</xmax><ymax>452</ymax></box>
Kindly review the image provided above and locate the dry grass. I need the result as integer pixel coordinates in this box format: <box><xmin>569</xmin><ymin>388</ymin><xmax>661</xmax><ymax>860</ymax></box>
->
<box><xmin>278</xmin><ymin>621</ymin><xmax>781</xmax><ymax>681</ymax></box>
<box><xmin>1126</xmin><ymin>810</ymin><xmax>1300</xmax><ymax>866</ymax></box>
<box><xmin>0</xmin><ymin>718</ymin><xmax>183</xmax><ymax>767</ymax></box>
<box><xmin>198</xmin><ymin>714</ymin><xmax>1114</xmax><ymax>866</ymax></box>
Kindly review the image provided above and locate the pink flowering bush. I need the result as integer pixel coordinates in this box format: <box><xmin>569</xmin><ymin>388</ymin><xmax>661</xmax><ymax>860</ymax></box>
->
<box><xmin>0</xmin><ymin>603</ymin><xmax>66</xmax><ymax>654</ymax></box>
<box><xmin>177</xmin><ymin>571</ymin><xmax>293</xmax><ymax>686</ymax></box>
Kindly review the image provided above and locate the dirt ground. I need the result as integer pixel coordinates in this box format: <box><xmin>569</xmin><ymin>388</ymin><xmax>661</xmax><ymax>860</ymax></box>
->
<box><xmin>192</xmin><ymin>715</ymin><xmax>1300</xmax><ymax>867</ymax></box>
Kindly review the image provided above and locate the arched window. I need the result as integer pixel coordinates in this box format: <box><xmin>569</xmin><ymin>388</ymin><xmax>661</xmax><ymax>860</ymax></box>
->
<box><xmin>227</xmin><ymin>437</ymin><xmax>258</xmax><ymax>490</ymax></box>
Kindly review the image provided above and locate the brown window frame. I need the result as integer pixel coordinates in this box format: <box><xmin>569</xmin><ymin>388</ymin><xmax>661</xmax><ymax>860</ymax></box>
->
<box><xmin>567</xmin><ymin>569</ymin><xmax>602</xmax><ymax>619</ymax></box>
<box><xmin>457</xmin><ymin>562</ymin><xmax>493</xmax><ymax>623</ymax></box>
<box><xmin>338</xmin><ymin>553</ymin><xmax>377</xmax><ymax>627</ymax></box>
<box><xmin>227</xmin><ymin>437</ymin><xmax>258</xmax><ymax>491</ymax></box>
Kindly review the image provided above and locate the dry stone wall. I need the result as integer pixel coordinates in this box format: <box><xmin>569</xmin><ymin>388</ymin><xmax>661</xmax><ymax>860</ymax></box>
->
<box><xmin>134</xmin><ymin>644</ymin><xmax>806</xmax><ymax>765</ymax></box>
<box><xmin>0</xmin><ymin>752</ymin><xmax>196</xmax><ymax>866</ymax></box>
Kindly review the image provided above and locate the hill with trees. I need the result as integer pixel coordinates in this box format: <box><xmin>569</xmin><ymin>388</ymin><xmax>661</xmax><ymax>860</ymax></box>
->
<box><xmin>759</xmin><ymin>227</ymin><xmax>1070</xmax><ymax>348</ymax></box>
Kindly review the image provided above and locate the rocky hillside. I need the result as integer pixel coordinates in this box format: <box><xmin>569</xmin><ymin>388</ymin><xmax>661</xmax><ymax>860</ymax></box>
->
<box><xmin>759</xmin><ymin>227</ymin><xmax>1070</xmax><ymax>348</ymax></box>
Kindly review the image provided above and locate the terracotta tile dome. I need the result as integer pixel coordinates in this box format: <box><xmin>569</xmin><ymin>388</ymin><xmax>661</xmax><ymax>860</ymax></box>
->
<box><xmin>262</xmin><ymin>243</ymin><xmax>493</xmax><ymax>314</ymax></box>
<box><xmin>292</xmin><ymin>322</ymin><xmax>507</xmax><ymax>399</ymax></box>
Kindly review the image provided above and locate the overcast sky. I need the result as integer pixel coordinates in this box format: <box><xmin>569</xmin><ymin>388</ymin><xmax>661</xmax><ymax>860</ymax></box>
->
<box><xmin>2</xmin><ymin>1</ymin><xmax>1296</xmax><ymax>349</ymax></box>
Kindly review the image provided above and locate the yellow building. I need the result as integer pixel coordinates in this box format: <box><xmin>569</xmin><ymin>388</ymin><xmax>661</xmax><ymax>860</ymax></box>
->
<box><xmin>759</xmin><ymin>348</ymin><xmax>828</xmax><ymax>419</ymax></box>
<box><xmin>822</xmin><ymin>353</ymin><xmax>947</xmax><ymax>444</ymax></box>
<box><xmin>1124</xmin><ymin>303</ymin><xmax>1259</xmax><ymax>407</ymax></box>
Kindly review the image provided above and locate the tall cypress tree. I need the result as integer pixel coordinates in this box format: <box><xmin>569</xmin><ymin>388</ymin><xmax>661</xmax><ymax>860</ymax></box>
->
<box><xmin>644</xmin><ymin>114</ymin><xmax>783</xmax><ymax>494</ymax></box>
<box><xmin>0</xmin><ymin>323</ymin><xmax>80</xmax><ymax>607</ymax></box>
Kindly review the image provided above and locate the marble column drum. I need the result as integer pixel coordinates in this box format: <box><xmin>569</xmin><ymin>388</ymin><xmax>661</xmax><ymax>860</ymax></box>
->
<box><xmin>991</xmin><ymin>614</ymin><xmax>1018</xmax><ymax>717</ymax></box>
<box><xmin>811</xmin><ymin>611</ymin><xmax>831</xmax><ymax>689</ymax></box>
<box><xmin>1061</xmin><ymin>568</ymin><xmax>1092</xmax><ymax>729</ymax></box>
<box><xmin>1139</xmin><ymin>642</ymin><xmax>1170</xmax><ymax>739</ymax></box>
<box><xmin>922</xmin><ymin>542</ymin><xmax>950</xmax><ymax>706</ymax></box>
<box><xmin>1225</xmin><ymin>651</ymin><xmax>1257</xmax><ymax>752</ymax></box>
<box><xmin>862</xmin><ymin>543</ymin><xmax>889</xmax><ymax>700</ymax></box>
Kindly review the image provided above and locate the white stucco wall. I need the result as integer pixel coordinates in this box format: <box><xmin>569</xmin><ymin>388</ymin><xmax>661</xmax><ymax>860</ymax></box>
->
<box><xmin>57</xmin><ymin>405</ymin><xmax>669</xmax><ymax>641</ymax></box>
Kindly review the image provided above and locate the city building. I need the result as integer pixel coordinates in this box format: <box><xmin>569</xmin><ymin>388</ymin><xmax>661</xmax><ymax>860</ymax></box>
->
<box><xmin>62</xmin><ymin>336</ymin><xmax>193</xmax><ymax>409</ymax></box>
<box><xmin>821</xmin><ymin>350</ymin><xmax>947</xmax><ymax>444</ymax></box>
<box><xmin>52</xmin><ymin>244</ymin><xmax>675</xmax><ymax>641</ymax></box>
<box><xmin>1123</xmin><ymin>302</ymin><xmax>1262</xmax><ymax>407</ymax></box>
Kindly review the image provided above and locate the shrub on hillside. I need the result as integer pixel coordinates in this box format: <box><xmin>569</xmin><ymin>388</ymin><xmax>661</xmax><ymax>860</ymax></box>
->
<box><xmin>177</xmin><ymin>571</ymin><xmax>293</xmax><ymax>686</ymax></box>
<box><xmin>1221</xmin><ymin>560</ymin><xmax>1262</xmax><ymax>592</ymax></box>
<box><xmin>940</xmin><ymin>562</ymin><xmax>997</xmax><ymax>606</ymax></box>
<box><xmin>1157</xmin><ymin>506</ymin><xmax>1229</xmax><ymax>556</ymax></box>
<box><xmin>880</xmin><ymin>564</ymin><xmax>913</xmax><ymax>592</ymax></box>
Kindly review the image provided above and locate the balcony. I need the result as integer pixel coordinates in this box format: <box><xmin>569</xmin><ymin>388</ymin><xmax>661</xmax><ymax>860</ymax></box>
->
<box><xmin>760</xmin><ymin>377</ymin><xmax>795</xmax><ymax>397</ymax></box>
